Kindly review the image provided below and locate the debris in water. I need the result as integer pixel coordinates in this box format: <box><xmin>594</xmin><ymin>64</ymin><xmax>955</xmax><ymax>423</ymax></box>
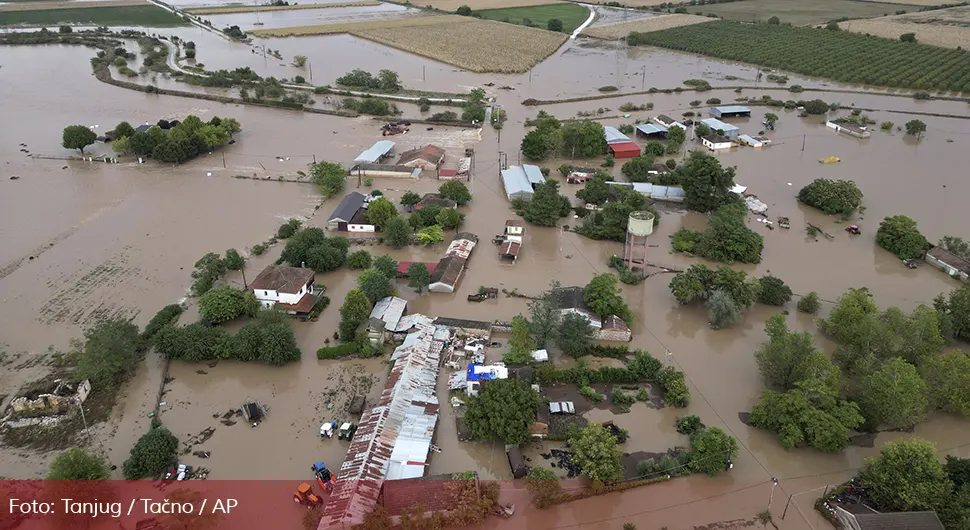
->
<box><xmin>196</xmin><ymin>370</ymin><xmax>207</xmax><ymax>375</ymax></box>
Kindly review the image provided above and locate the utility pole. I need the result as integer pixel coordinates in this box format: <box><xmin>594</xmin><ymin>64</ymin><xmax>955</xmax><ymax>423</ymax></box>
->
<box><xmin>768</xmin><ymin>477</ymin><xmax>779</xmax><ymax>512</ymax></box>
<box><xmin>312</xmin><ymin>154</ymin><xmax>316</xmax><ymax>164</ymax></box>
<box><xmin>222</xmin><ymin>151</ymin><xmax>226</xmax><ymax>168</ymax></box>
<box><xmin>801</xmin><ymin>134</ymin><xmax>806</xmax><ymax>151</ymax></box>
<box><xmin>309</xmin><ymin>62</ymin><xmax>313</xmax><ymax>84</ymax></box>
<box><xmin>641</xmin><ymin>66</ymin><xmax>646</xmax><ymax>91</ymax></box>
<box><xmin>241</xmin><ymin>264</ymin><xmax>248</xmax><ymax>289</ymax></box>
<box><xmin>423</xmin><ymin>65</ymin><xmax>426</xmax><ymax>82</ymax></box>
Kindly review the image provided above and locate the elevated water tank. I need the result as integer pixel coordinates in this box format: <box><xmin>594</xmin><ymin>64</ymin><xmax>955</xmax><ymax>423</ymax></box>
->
<box><xmin>628</xmin><ymin>211</ymin><xmax>655</xmax><ymax>237</ymax></box>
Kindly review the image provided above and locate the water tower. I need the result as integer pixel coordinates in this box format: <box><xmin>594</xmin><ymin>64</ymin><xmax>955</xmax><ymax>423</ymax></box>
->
<box><xmin>624</xmin><ymin>210</ymin><xmax>654</xmax><ymax>274</ymax></box>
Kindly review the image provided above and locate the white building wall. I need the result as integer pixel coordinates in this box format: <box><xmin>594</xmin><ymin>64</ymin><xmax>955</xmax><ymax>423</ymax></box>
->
<box><xmin>254</xmin><ymin>284</ymin><xmax>309</xmax><ymax>306</ymax></box>
<box><xmin>348</xmin><ymin>224</ymin><xmax>376</xmax><ymax>233</ymax></box>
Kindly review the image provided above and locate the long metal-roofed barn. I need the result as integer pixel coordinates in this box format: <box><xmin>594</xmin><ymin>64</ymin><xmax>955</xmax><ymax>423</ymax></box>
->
<box><xmin>354</xmin><ymin>140</ymin><xmax>396</xmax><ymax>164</ymax></box>
<box><xmin>603</xmin><ymin>126</ymin><xmax>641</xmax><ymax>158</ymax></box>
<box><xmin>317</xmin><ymin>321</ymin><xmax>442</xmax><ymax>530</ymax></box>
<box><xmin>523</xmin><ymin>164</ymin><xmax>545</xmax><ymax>186</ymax></box>
<box><xmin>709</xmin><ymin>105</ymin><xmax>751</xmax><ymax>119</ymax></box>
<box><xmin>700</xmin><ymin>118</ymin><xmax>740</xmax><ymax>138</ymax></box>
<box><xmin>501</xmin><ymin>166</ymin><xmax>534</xmax><ymax>201</ymax></box>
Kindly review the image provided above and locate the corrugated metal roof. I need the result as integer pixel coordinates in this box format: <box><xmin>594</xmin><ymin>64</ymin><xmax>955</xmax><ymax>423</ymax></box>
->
<box><xmin>370</xmin><ymin>296</ymin><xmax>407</xmax><ymax>330</ymax></box>
<box><xmin>635</xmin><ymin>123</ymin><xmax>667</xmax><ymax>135</ymax></box>
<box><xmin>523</xmin><ymin>164</ymin><xmax>545</xmax><ymax>185</ymax></box>
<box><xmin>501</xmin><ymin>167</ymin><xmax>534</xmax><ymax>200</ymax></box>
<box><xmin>446</xmin><ymin>235</ymin><xmax>478</xmax><ymax>260</ymax></box>
<box><xmin>318</xmin><ymin>322</ymin><xmax>441</xmax><ymax>529</ymax></box>
<box><xmin>328</xmin><ymin>192</ymin><xmax>366</xmax><ymax>223</ymax></box>
<box><xmin>354</xmin><ymin>140</ymin><xmax>396</xmax><ymax>163</ymax></box>
<box><xmin>700</xmin><ymin>118</ymin><xmax>739</xmax><ymax>132</ymax></box>
<box><xmin>712</xmin><ymin>105</ymin><xmax>750</xmax><ymax>114</ymax></box>
<box><xmin>738</xmin><ymin>134</ymin><xmax>763</xmax><ymax>147</ymax></box>
<box><xmin>608</xmin><ymin>181</ymin><xmax>686</xmax><ymax>203</ymax></box>
<box><xmin>608</xmin><ymin>141</ymin><xmax>641</xmax><ymax>157</ymax></box>
<box><xmin>603</xmin><ymin>125</ymin><xmax>631</xmax><ymax>144</ymax></box>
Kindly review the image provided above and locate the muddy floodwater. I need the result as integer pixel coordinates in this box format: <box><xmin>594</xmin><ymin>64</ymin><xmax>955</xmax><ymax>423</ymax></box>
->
<box><xmin>2</xmin><ymin>23</ymin><xmax>970</xmax><ymax>530</ymax></box>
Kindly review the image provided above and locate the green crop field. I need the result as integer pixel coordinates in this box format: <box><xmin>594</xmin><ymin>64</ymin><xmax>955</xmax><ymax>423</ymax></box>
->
<box><xmin>628</xmin><ymin>20</ymin><xmax>970</xmax><ymax>92</ymax></box>
<box><xmin>474</xmin><ymin>3</ymin><xmax>589</xmax><ymax>34</ymax></box>
<box><xmin>696</xmin><ymin>0</ymin><xmax>922</xmax><ymax>26</ymax></box>
<box><xmin>0</xmin><ymin>5</ymin><xmax>186</xmax><ymax>26</ymax></box>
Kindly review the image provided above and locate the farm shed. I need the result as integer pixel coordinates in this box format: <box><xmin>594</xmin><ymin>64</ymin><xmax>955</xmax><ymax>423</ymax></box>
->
<box><xmin>606</xmin><ymin>181</ymin><xmax>685</xmax><ymax>203</ymax></box>
<box><xmin>825</xmin><ymin>121</ymin><xmax>871</xmax><ymax>139</ymax></box>
<box><xmin>738</xmin><ymin>134</ymin><xmax>764</xmax><ymax>148</ymax></box>
<box><xmin>327</xmin><ymin>192</ymin><xmax>367</xmax><ymax>230</ymax></box>
<box><xmin>370</xmin><ymin>296</ymin><xmax>408</xmax><ymax>331</ymax></box>
<box><xmin>354</xmin><ymin>140</ymin><xmax>396</xmax><ymax>164</ymax></box>
<box><xmin>835</xmin><ymin>507</ymin><xmax>944</xmax><ymax>530</ymax></box>
<box><xmin>501</xmin><ymin>166</ymin><xmax>534</xmax><ymax>201</ymax></box>
<box><xmin>925</xmin><ymin>246</ymin><xmax>970</xmax><ymax>281</ymax></box>
<box><xmin>700</xmin><ymin>118</ymin><xmax>739</xmax><ymax>138</ymax></box>
<box><xmin>635</xmin><ymin>123</ymin><xmax>668</xmax><ymax>138</ymax></box>
<box><xmin>710</xmin><ymin>105</ymin><xmax>751</xmax><ymax>118</ymax></box>
<box><xmin>654</xmin><ymin>115</ymin><xmax>676</xmax><ymax>127</ymax></box>
<box><xmin>603</xmin><ymin>125</ymin><xmax>631</xmax><ymax>144</ymax></box>
<box><xmin>398</xmin><ymin>144</ymin><xmax>446</xmax><ymax>169</ymax></box>
<box><xmin>608</xmin><ymin>141</ymin><xmax>641</xmax><ymax>159</ymax></box>
<box><xmin>396</xmin><ymin>261</ymin><xmax>439</xmax><ymax>278</ymax></box>
<box><xmin>702</xmin><ymin>134</ymin><xmax>734</xmax><ymax>151</ymax></box>
<box><xmin>598</xmin><ymin>315</ymin><xmax>632</xmax><ymax>342</ymax></box>
<box><xmin>523</xmin><ymin>164</ymin><xmax>545</xmax><ymax>187</ymax></box>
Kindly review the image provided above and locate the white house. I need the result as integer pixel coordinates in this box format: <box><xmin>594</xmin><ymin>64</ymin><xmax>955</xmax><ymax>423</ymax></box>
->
<box><xmin>702</xmin><ymin>134</ymin><xmax>734</xmax><ymax>151</ymax></box>
<box><xmin>466</xmin><ymin>363</ymin><xmax>508</xmax><ymax>397</ymax></box>
<box><xmin>249</xmin><ymin>266</ymin><xmax>317</xmax><ymax>315</ymax></box>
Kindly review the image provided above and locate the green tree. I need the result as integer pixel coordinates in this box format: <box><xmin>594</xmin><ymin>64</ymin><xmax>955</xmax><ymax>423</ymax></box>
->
<box><xmin>678</xmin><ymin>151</ymin><xmax>736</xmax><ymax>213</ymax></box>
<box><xmin>749</xmin><ymin>378</ymin><xmax>863</xmax><ymax>452</ymax></box>
<box><xmin>667</xmin><ymin>125</ymin><xmax>686</xmax><ymax>145</ymax></box>
<box><xmin>112</xmin><ymin>121</ymin><xmax>136</xmax><ymax>140</ymax></box>
<box><xmin>504</xmin><ymin>315</ymin><xmax>536</xmax><ymax>365</ymax></box>
<box><xmin>797</xmin><ymin>178</ymin><xmax>863</xmax><ymax>217</ymax></box>
<box><xmin>258</xmin><ymin>320</ymin><xmax>302</xmax><ymax>365</ymax></box>
<box><xmin>223</xmin><ymin>248</ymin><xmax>244</xmax><ymax>271</ymax></box>
<box><xmin>373</xmin><ymin>255</ymin><xmax>398</xmax><ymax>278</ymax></box>
<box><xmin>74</xmin><ymin>318</ymin><xmax>142</xmax><ymax>387</ymax></box>
<box><xmin>528</xmin><ymin>282</ymin><xmax>562</xmax><ymax>348</ymax></box>
<box><xmin>905</xmin><ymin>119</ymin><xmax>927</xmax><ymax>138</ymax></box>
<box><xmin>758</xmin><ymin>275</ymin><xmax>792</xmax><ymax>306</ymax></box>
<box><xmin>194</xmin><ymin>124</ymin><xmax>230</xmax><ymax>148</ymax></box>
<box><xmin>439</xmin><ymin>180</ymin><xmax>472</xmax><ymax>205</ymax></box>
<box><xmin>436</xmin><ymin>208</ymin><xmax>464</xmax><ymax>230</ymax></box>
<box><xmin>400</xmin><ymin>191</ymin><xmax>421</xmax><ymax>210</ymax></box>
<box><xmin>198</xmin><ymin>286</ymin><xmax>249</xmax><ymax>324</ymax></box>
<box><xmin>219</xmin><ymin>117</ymin><xmax>241</xmax><ymax>139</ymax></box>
<box><xmin>417</xmin><ymin>225</ymin><xmax>444</xmax><ymax>245</ymax></box>
<box><xmin>767</xmin><ymin>15</ymin><xmax>780</xmax><ymax>24</ymax></box>
<box><xmin>357</xmin><ymin>268</ymin><xmax>394</xmax><ymax>304</ymax></box>
<box><xmin>621</xmin><ymin>155</ymin><xmax>656</xmax><ymax>182</ymax></box>
<box><xmin>576</xmin><ymin>176</ymin><xmax>610</xmax><ymax>205</ymax></box>
<box><xmin>557</xmin><ymin>312</ymin><xmax>595</xmax><ymax>357</ymax></box>
<box><xmin>48</xmin><ymin>448</ymin><xmax>110</xmax><ymax>480</ymax></box>
<box><xmin>464</xmin><ymin>379</ymin><xmax>539</xmax><ymax>445</ymax></box>
<box><xmin>570</xmin><ymin>424</ymin><xmax>624</xmax><ymax>481</ymax></box>
<box><xmin>923</xmin><ymin>352</ymin><xmax>970</xmax><ymax>417</ymax></box>
<box><xmin>524</xmin><ymin>180</ymin><xmax>568</xmax><ymax>226</ymax></box>
<box><xmin>696</xmin><ymin>202</ymin><xmax>764</xmax><ymax>264</ymax></box>
<box><xmin>310</xmin><ymin>161</ymin><xmax>347</xmax><ymax>198</ymax></box>
<box><xmin>695</xmin><ymin>122</ymin><xmax>712</xmax><ymax>137</ymax></box>
<box><xmin>876</xmin><ymin>215</ymin><xmax>927</xmax><ymax>260</ymax></box>
<box><xmin>858</xmin><ymin>357</ymin><xmax>929</xmax><ymax>429</ymax></box>
<box><xmin>756</xmin><ymin>314</ymin><xmax>839</xmax><ymax>391</ymax></box>
<box><xmin>62</xmin><ymin>125</ymin><xmax>97</xmax><ymax>153</ymax></box>
<box><xmin>365</xmin><ymin>197</ymin><xmax>398</xmax><ymax>229</ymax></box>
<box><xmin>707</xmin><ymin>290</ymin><xmax>742</xmax><ymax>330</ymax></box>
<box><xmin>122</xmin><ymin>425</ymin><xmax>179</xmax><ymax>479</ymax></box>
<box><xmin>383</xmin><ymin>216</ymin><xmax>412</xmax><ymax>248</ymax></box>
<box><xmin>112</xmin><ymin>136</ymin><xmax>130</xmax><ymax>155</ymax></box>
<box><xmin>461</xmin><ymin>104</ymin><xmax>486</xmax><ymax>124</ymax></box>
<box><xmin>347</xmin><ymin>250</ymin><xmax>372</xmax><ymax>269</ymax></box>
<box><xmin>277</xmin><ymin>219</ymin><xmax>301</xmax><ymax>239</ymax></box>
<box><xmin>859</xmin><ymin>438</ymin><xmax>953</xmax><ymax>512</ymax></box>
<box><xmin>339</xmin><ymin>289</ymin><xmax>371</xmax><ymax>342</ymax></box>
<box><xmin>689</xmin><ymin>427</ymin><xmax>738</xmax><ymax>476</ymax></box>
<box><xmin>644</xmin><ymin>140</ymin><xmax>666</xmax><ymax>157</ymax></box>
<box><xmin>407</xmin><ymin>262</ymin><xmax>431</xmax><ymax>293</ymax></box>
<box><xmin>547</xmin><ymin>18</ymin><xmax>564</xmax><ymax>32</ymax></box>
<box><xmin>525</xmin><ymin>467</ymin><xmax>562</xmax><ymax>508</ymax></box>
<box><xmin>797</xmin><ymin>292</ymin><xmax>821</xmax><ymax>314</ymax></box>
<box><xmin>560</xmin><ymin>120</ymin><xmax>607</xmax><ymax>158</ymax></box>
<box><xmin>127</xmin><ymin>131</ymin><xmax>155</xmax><ymax>157</ymax></box>
<box><xmin>764</xmin><ymin>112</ymin><xmax>778</xmax><ymax>125</ymax></box>
<box><xmin>456</xmin><ymin>4</ymin><xmax>472</xmax><ymax>15</ymax></box>
<box><xmin>305</xmin><ymin>240</ymin><xmax>348</xmax><ymax>272</ymax></box>
<box><xmin>522</xmin><ymin>113</ymin><xmax>562</xmax><ymax>161</ymax></box>
<box><xmin>584</xmin><ymin>273</ymin><xmax>629</xmax><ymax>320</ymax></box>
<box><xmin>280</xmin><ymin>227</ymin><xmax>325</xmax><ymax>266</ymax></box>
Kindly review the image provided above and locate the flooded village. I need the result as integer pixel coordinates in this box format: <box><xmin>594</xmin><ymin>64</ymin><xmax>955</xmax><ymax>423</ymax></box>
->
<box><xmin>2</xmin><ymin>0</ymin><xmax>970</xmax><ymax>529</ymax></box>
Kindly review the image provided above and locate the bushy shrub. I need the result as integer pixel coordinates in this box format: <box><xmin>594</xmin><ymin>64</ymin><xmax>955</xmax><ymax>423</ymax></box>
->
<box><xmin>656</xmin><ymin>366</ymin><xmax>690</xmax><ymax>407</ymax></box>
<box><xmin>277</xmin><ymin>219</ymin><xmax>301</xmax><ymax>238</ymax></box>
<box><xmin>797</xmin><ymin>292</ymin><xmax>821</xmax><ymax>314</ymax></box>
<box><xmin>676</xmin><ymin>415</ymin><xmax>704</xmax><ymax>435</ymax></box>
<box><xmin>142</xmin><ymin>304</ymin><xmax>183</xmax><ymax>342</ymax></box>
<box><xmin>316</xmin><ymin>341</ymin><xmax>362</xmax><ymax>359</ymax></box>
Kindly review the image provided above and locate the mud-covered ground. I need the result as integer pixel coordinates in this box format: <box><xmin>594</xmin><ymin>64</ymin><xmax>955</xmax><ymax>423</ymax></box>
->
<box><xmin>2</xmin><ymin>28</ymin><xmax>970</xmax><ymax>529</ymax></box>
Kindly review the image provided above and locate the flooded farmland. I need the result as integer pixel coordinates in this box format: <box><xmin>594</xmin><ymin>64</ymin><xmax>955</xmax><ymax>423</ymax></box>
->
<box><xmin>2</xmin><ymin>19</ymin><xmax>970</xmax><ymax>530</ymax></box>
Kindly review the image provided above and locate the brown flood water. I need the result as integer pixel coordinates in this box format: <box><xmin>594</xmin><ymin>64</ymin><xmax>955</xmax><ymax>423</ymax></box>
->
<box><xmin>2</xmin><ymin>31</ymin><xmax>970</xmax><ymax>529</ymax></box>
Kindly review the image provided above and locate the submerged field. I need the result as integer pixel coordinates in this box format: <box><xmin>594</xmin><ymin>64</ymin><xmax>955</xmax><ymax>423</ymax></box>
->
<box><xmin>583</xmin><ymin>13</ymin><xmax>710</xmax><ymax>39</ymax></box>
<box><xmin>0</xmin><ymin>4</ymin><xmax>186</xmax><ymax>25</ymax></box>
<box><xmin>474</xmin><ymin>2</ymin><xmax>589</xmax><ymax>33</ymax></box>
<box><xmin>695</xmin><ymin>0</ymin><xmax>921</xmax><ymax>25</ymax></box>
<box><xmin>188</xmin><ymin>2</ymin><xmax>381</xmax><ymax>14</ymax></box>
<box><xmin>628</xmin><ymin>19</ymin><xmax>970</xmax><ymax>92</ymax></box>
<box><xmin>250</xmin><ymin>13</ymin><xmax>448</xmax><ymax>35</ymax></box>
<box><xmin>353</xmin><ymin>17</ymin><xmax>567</xmax><ymax>72</ymax></box>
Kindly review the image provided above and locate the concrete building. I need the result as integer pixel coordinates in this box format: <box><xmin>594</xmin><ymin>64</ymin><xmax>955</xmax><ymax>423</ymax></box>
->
<box><xmin>709</xmin><ymin>105</ymin><xmax>751</xmax><ymax>118</ymax></box>
<box><xmin>327</xmin><ymin>192</ymin><xmax>368</xmax><ymax>231</ymax></box>
<box><xmin>738</xmin><ymin>134</ymin><xmax>764</xmax><ymax>148</ymax></box>
<box><xmin>700</xmin><ymin>118</ymin><xmax>739</xmax><ymax>138</ymax></box>
<box><xmin>500</xmin><ymin>166</ymin><xmax>534</xmax><ymax>201</ymax></box>
<box><xmin>702</xmin><ymin>134</ymin><xmax>734</xmax><ymax>150</ymax></box>
<box><xmin>249</xmin><ymin>266</ymin><xmax>318</xmax><ymax>315</ymax></box>
<box><xmin>826</xmin><ymin>120</ymin><xmax>872</xmax><ymax>139</ymax></box>
<box><xmin>398</xmin><ymin>144</ymin><xmax>446</xmax><ymax>169</ymax></box>
<box><xmin>428</xmin><ymin>233</ymin><xmax>478</xmax><ymax>293</ymax></box>
<box><xmin>925</xmin><ymin>246</ymin><xmax>970</xmax><ymax>281</ymax></box>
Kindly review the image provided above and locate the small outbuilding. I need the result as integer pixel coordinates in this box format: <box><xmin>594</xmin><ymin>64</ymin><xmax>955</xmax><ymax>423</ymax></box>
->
<box><xmin>702</xmin><ymin>134</ymin><xmax>734</xmax><ymax>151</ymax></box>
<box><xmin>608</xmin><ymin>141</ymin><xmax>641</xmax><ymax>159</ymax></box>
<box><xmin>925</xmin><ymin>246</ymin><xmax>970</xmax><ymax>281</ymax></box>
<box><xmin>501</xmin><ymin>166</ymin><xmax>534</xmax><ymax>201</ymax></box>
<box><xmin>327</xmin><ymin>192</ymin><xmax>367</xmax><ymax>231</ymax></box>
<box><xmin>710</xmin><ymin>105</ymin><xmax>751</xmax><ymax>119</ymax></box>
<box><xmin>738</xmin><ymin>134</ymin><xmax>764</xmax><ymax>148</ymax></box>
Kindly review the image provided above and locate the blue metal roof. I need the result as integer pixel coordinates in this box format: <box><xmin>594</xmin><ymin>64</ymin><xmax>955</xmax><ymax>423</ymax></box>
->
<box><xmin>501</xmin><ymin>166</ymin><xmax>534</xmax><ymax>199</ymax></box>
<box><xmin>603</xmin><ymin>125</ymin><xmax>631</xmax><ymax>144</ymax></box>
<box><xmin>701</xmin><ymin>118</ymin><xmax>739</xmax><ymax>132</ymax></box>
<box><xmin>523</xmin><ymin>164</ymin><xmax>545</xmax><ymax>185</ymax></box>
<box><xmin>354</xmin><ymin>140</ymin><xmax>395</xmax><ymax>163</ymax></box>
<box><xmin>711</xmin><ymin>105</ymin><xmax>751</xmax><ymax>114</ymax></box>
<box><xmin>635</xmin><ymin>123</ymin><xmax>667</xmax><ymax>135</ymax></box>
